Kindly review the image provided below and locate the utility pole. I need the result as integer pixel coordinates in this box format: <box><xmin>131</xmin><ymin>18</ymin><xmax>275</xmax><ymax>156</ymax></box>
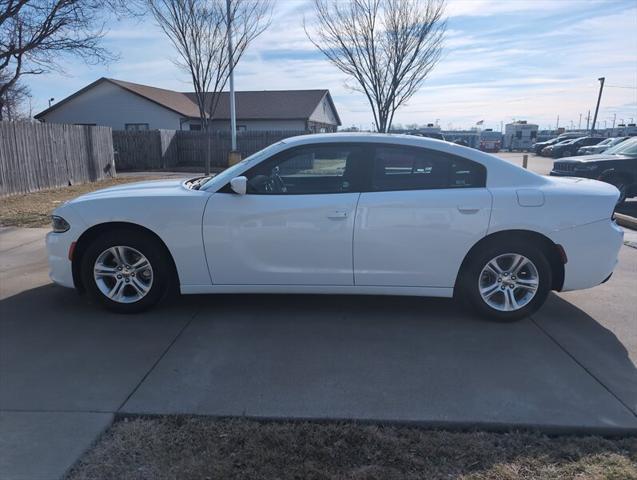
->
<box><xmin>556</xmin><ymin>115</ymin><xmax>559</xmax><ymax>130</ymax></box>
<box><xmin>586</xmin><ymin>110</ymin><xmax>591</xmax><ymax>130</ymax></box>
<box><xmin>227</xmin><ymin>0</ymin><xmax>238</xmax><ymax>162</ymax></box>
<box><xmin>578</xmin><ymin>113</ymin><xmax>582</xmax><ymax>129</ymax></box>
<box><xmin>612</xmin><ymin>113</ymin><xmax>616</xmax><ymax>129</ymax></box>
<box><xmin>591</xmin><ymin>76</ymin><xmax>605</xmax><ymax>133</ymax></box>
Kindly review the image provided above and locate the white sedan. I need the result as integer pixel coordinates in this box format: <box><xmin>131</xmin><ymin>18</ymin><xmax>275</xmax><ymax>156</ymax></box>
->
<box><xmin>46</xmin><ymin>134</ymin><xmax>624</xmax><ymax>321</ymax></box>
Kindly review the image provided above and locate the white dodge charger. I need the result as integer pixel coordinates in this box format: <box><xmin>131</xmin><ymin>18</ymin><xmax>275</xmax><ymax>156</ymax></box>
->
<box><xmin>46</xmin><ymin>134</ymin><xmax>624</xmax><ymax>321</ymax></box>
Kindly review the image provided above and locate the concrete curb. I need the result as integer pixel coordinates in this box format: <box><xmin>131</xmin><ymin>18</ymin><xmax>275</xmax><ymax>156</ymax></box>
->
<box><xmin>615</xmin><ymin>213</ymin><xmax>637</xmax><ymax>231</ymax></box>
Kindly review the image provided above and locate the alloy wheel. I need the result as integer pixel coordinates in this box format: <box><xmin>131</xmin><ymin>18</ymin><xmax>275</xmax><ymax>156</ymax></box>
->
<box><xmin>478</xmin><ymin>253</ymin><xmax>539</xmax><ymax>312</ymax></box>
<box><xmin>93</xmin><ymin>246</ymin><xmax>154</xmax><ymax>303</ymax></box>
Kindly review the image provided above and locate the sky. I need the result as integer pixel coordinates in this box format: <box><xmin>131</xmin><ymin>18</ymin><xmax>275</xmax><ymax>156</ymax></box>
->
<box><xmin>25</xmin><ymin>0</ymin><xmax>637</xmax><ymax>131</ymax></box>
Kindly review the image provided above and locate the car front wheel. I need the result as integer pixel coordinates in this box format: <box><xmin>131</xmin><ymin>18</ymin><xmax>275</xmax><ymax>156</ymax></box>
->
<box><xmin>459</xmin><ymin>242</ymin><xmax>552</xmax><ymax>322</ymax></box>
<box><xmin>81</xmin><ymin>230</ymin><xmax>172</xmax><ymax>313</ymax></box>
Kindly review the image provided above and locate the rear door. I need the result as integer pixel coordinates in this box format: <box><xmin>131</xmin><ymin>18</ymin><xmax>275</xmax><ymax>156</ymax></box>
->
<box><xmin>353</xmin><ymin>145</ymin><xmax>492</xmax><ymax>288</ymax></box>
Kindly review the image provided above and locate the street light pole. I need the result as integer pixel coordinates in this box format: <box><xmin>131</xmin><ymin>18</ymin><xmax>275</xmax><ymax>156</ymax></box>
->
<box><xmin>591</xmin><ymin>77</ymin><xmax>605</xmax><ymax>133</ymax></box>
<box><xmin>227</xmin><ymin>0</ymin><xmax>237</xmax><ymax>154</ymax></box>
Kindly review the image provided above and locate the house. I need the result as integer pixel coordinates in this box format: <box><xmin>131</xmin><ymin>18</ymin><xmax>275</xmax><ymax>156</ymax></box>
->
<box><xmin>34</xmin><ymin>77</ymin><xmax>341</xmax><ymax>133</ymax></box>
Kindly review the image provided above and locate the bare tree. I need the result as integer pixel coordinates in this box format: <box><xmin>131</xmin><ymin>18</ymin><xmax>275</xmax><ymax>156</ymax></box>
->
<box><xmin>0</xmin><ymin>0</ymin><xmax>133</xmax><ymax>117</ymax></box>
<box><xmin>0</xmin><ymin>69</ymin><xmax>30</xmax><ymax>120</ymax></box>
<box><xmin>147</xmin><ymin>0</ymin><xmax>272</xmax><ymax>174</ymax></box>
<box><xmin>306</xmin><ymin>0</ymin><xmax>446</xmax><ymax>132</ymax></box>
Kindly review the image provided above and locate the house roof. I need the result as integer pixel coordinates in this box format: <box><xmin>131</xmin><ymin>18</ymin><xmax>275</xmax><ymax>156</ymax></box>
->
<box><xmin>35</xmin><ymin>77</ymin><xmax>341</xmax><ymax>125</ymax></box>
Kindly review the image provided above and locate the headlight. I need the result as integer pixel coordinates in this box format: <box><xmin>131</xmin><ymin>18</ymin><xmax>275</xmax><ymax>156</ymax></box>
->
<box><xmin>51</xmin><ymin>215</ymin><xmax>70</xmax><ymax>233</ymax></box>
<box><xmin>574</xmin><ymin>164</ymin><xmax>599</xmax><ymax>172</ymax></box>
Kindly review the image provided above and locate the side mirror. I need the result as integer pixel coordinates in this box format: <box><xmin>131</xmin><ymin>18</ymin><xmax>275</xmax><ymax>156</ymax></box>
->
<box><xmin>230</xmin><ymin>176</ymin><xmax>247</xmax><ymax>195</ymax></box>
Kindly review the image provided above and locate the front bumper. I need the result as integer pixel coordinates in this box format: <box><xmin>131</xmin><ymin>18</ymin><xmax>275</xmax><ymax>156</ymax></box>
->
<box><xmin>549</xmin><ymin>219</ymin><xmax>624</xmax><ymax>291</ymax></box>
<box><xmin>46</xmin><ymin>231</ymin><xmax>75</xmax><ymax>288</ymax></box>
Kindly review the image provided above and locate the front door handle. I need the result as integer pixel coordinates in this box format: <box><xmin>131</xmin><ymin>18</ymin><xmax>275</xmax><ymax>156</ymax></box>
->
<box><xmin>327</xmin><ymin>210</ymin><xmax>348</xmax><ymax>219</ymax></box>
<box><xmin>457</xmin><ymin>206</ymin><xmax>480</xmax><ymax>214</ymax></box>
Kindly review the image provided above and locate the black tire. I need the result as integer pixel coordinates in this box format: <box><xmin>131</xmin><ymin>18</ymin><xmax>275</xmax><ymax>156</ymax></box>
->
<box><xmin>457</xmin><ymin>240</ymin><xmax>552</xmax><ymax>322</ymax></box>
<box><xmin>80</xmin><ymin>229</ymin><xmax>174</xmax><ymax>313</ymax></box>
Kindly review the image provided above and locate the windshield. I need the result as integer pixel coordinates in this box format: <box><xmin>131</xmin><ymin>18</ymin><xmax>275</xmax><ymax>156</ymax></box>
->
<box><xmin>603</xmin><ymin>136</ymin><xmax>637</xmax><ymax>156</ymax></box>
<box><xmin>200</xmin><ymin>141</ymin><xmax>285</xmax><ymax>189</ymax></box>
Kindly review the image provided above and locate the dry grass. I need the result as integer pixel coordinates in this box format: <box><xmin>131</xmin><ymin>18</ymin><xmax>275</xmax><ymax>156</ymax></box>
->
<box><xmin>0</xmin><ymin>176</ymin><xmax>172</xmax><ymax>228</ymax></box>
<box><xmin>67</xmin><ymin>416</ymin><xmax>637</xmax><ymax>480</ymax></box>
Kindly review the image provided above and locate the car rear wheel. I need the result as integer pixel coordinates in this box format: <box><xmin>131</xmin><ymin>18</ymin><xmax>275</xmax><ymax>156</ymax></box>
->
<box><xmin>459</xmin><ymin>241</ymin><xmax>552</xmax><ymax>322</ymax></box>
<box><xmin>81</xmin><ymin>230</ymin><xmax>172</xmax><ymax>313</ymax></box>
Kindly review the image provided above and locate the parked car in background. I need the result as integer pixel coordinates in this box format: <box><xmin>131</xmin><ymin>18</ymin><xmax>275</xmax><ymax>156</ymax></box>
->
<box><xmin>577</xmin><ymin>136</ymin><xmax>629</xmax><ymax>155</ymax></box>
<box><xmin>551</xmin><ymin>136</ymin><xmax>637</xmax><ymax>204</ymax></box>
<box><xmin>47</xmin><ymin>134</ymin><xmax>623</xmax><ymax>322</ymax></box>
<box><xmin>548</xmin><ymin>137</ymin><xmax>605</xmax><ymax>158</ymax></box>
<box><xmin>478</xmin><ymin>129</ymin><xmax>502</xmax><ymax>153</ymax></box>
<box><xmin>533</xmin><ymin>133</ymin><xmax>583</xmax><ymax>155</ymax></box>
<box><xmin>411</xmin><ymin>131</ymin><xmax>446</xmax><ymax>141</ymax></box>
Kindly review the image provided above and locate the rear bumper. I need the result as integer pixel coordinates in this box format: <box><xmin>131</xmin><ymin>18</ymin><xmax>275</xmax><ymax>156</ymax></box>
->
<box><xmin>548</xmin><ymin>219</ymin><xmax>624</xmax><ymax>291</ymax></box>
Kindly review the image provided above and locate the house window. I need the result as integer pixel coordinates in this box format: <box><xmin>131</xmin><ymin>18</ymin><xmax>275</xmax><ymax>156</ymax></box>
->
<box><xmin>125</xmin><ymin>123</ymin><xmax>149</xmax><ymax>131</ymax></box>
<box><xmin>189</xmin><ymin>124</ymin><xmax>202</xmax><ymax>131</ymax></box>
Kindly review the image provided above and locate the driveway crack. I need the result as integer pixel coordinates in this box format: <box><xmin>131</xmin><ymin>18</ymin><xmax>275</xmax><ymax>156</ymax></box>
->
<box><xmin>530</xmin><ymin>316</ymin><xmax>637</xmax><ymax>418</ymax></box>
<box><xmin>115</xmin><ymin>308</ymin><xmax>200</xmax><ymax>412</ymax></box>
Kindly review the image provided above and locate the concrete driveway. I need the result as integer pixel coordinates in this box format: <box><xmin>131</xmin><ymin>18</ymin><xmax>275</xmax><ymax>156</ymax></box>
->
<box><xmin>1</xmin><ymin>226</ymin><xmax>637</xmax><ymax>479</ymax></box>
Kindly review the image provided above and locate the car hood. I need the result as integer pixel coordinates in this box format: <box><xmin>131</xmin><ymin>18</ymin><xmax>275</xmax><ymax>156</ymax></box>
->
<box><xmin>556</xmin><ymin>154</ymin><xmax>633</xmax><ymax>163</ymax></box>
<box><xmin>67</xmin><ymin>178</ymin><xmax>192</xmax><ymax>203</ymax></box>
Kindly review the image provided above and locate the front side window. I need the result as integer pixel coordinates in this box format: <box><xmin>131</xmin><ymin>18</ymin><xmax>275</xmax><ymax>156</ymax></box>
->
<box><xmin>244</xmin><ymin>144</ymin><xmax>366</xmax><ymax>194</ymax></box>
<box><xmin>372</xmin><ymin>145</ymin><xmax>486</xmax><ymax>191</ymax></box>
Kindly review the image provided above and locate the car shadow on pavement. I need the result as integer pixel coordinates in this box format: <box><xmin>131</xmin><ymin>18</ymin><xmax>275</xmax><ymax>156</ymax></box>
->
<box><xmin>2</xmin><ymin>285</ymin><xmax>637</xmax><ymax>433</ymax></box>
<box><xmin>533</xmin><ymin>293</ymin><xmax>637</xmax><ymax>417</ymax></box>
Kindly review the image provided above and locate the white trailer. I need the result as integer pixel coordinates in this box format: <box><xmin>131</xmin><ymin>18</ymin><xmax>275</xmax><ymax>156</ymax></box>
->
<box><xmin>504</xmin><ymin>121</ymin><xmax>539</xmax><ymax>152</ymax></box>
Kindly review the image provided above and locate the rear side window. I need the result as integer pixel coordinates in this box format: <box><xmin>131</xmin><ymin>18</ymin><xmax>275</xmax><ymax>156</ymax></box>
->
<box><xmin>372</xmin><ymin>145</ymin><xmax>486</xmax><ymax>191</ymax></box>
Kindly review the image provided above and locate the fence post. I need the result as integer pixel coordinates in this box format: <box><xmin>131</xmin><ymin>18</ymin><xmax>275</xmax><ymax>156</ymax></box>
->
<box><xmin>522</xmin><ymin>154</ymin><xmax>528</xmax><ymax>169</ymax></box>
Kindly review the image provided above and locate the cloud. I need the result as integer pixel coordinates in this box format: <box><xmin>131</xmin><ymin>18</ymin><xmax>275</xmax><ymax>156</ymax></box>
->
<box><xmin>25</xmin><ymin>0</ymin><xmax>637</xmax><ymax>130</ymax></box>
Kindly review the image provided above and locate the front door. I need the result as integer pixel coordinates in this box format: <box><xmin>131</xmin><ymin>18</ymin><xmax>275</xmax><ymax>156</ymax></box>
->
<box><xmin>353</xmin><ymin>144</ymin><xmax>492</xmax><ymax>288</ymax></box>
<box><xmin>202</xmin><ymin>143</ymin><xmax>367</xmax><ymax>285</ymax></box>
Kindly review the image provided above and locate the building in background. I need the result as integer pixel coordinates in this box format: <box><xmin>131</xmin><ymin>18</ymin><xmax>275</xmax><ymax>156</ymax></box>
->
<box><xmin>35</xmin><ymin>77</ymin><xmax>341</xmax><ymax>133</ymax></box>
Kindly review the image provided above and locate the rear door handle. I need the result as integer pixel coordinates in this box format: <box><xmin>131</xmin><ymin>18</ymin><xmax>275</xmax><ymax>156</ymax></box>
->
<box><xmin>327</xmin><ymin>210</ymin><xmax>348</xmax><ymax>219</ymax></box>
<box><xmin>457</xmin><ymin>206</ymin><xmax>480</xmax><ymax>214</ymax></box>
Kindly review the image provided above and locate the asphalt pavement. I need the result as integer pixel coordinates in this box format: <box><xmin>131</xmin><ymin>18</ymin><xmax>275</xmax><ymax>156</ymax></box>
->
<box><xmin>1</xmin><ymin>225</ymin><xmax>636</xmax><ymax>479</ymax></box>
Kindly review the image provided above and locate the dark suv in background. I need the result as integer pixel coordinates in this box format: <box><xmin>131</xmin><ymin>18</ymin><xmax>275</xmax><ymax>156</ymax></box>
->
<box><xmin>550</xmin><ymin>136</ymin><xmax>637</xmax><ymax>204</ymax></box>
<box><xmin>533</xmin><ymin>133</ymin><xmax>582</xmax><ymax>155</ymax></box>
<box><xmin>547</xmin><ymin>136</ymin><xmax>604</xmax><ymax>158</ymax></box>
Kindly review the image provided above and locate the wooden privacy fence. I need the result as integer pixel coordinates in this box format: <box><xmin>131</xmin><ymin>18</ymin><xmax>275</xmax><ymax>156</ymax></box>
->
<box><xmin>0</xmin><ymin>122</ymin><xmax>115</xmax><ymax>196</ymax></box>
<box><xmin>113</xmin><ymin>129</ymin><xmax>310</xmax><ymax>170</ymax></box>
